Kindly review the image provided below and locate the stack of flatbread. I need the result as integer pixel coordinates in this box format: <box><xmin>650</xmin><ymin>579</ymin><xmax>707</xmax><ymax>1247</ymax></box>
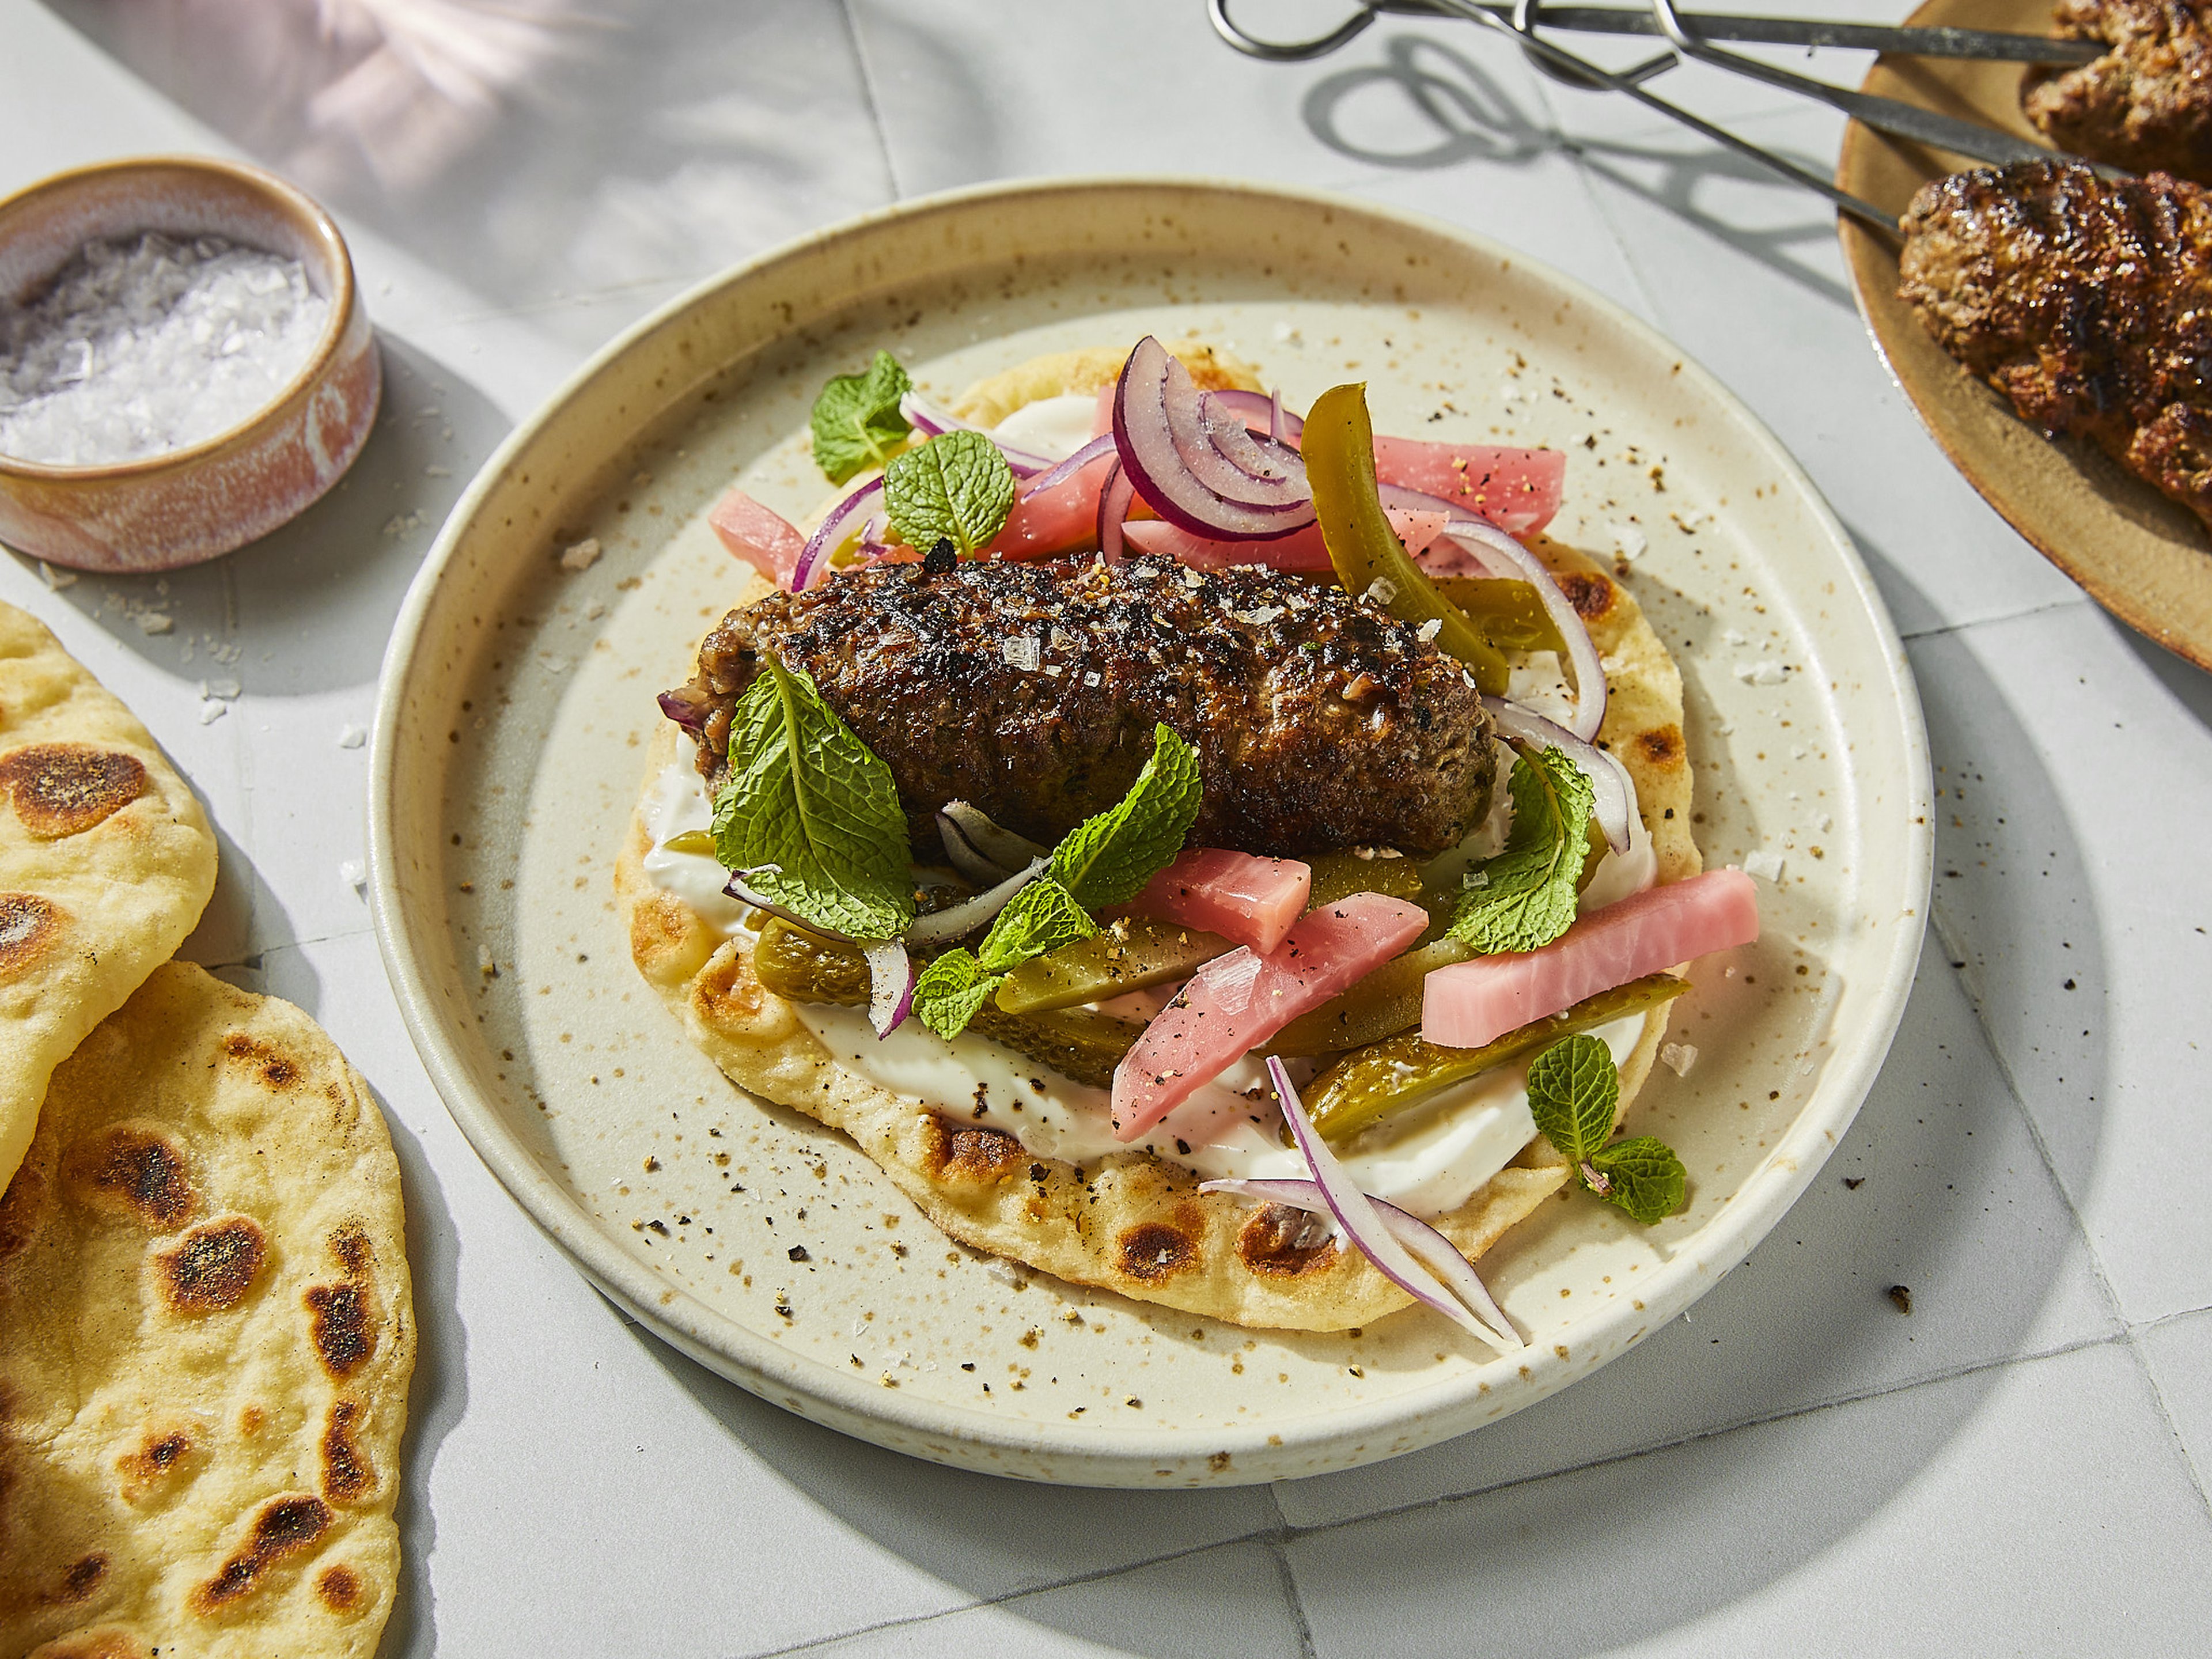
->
<box><xmin>0</xmin><ymin>603</ymin><xmax>413</xmax><ymax>1659</ymax></box>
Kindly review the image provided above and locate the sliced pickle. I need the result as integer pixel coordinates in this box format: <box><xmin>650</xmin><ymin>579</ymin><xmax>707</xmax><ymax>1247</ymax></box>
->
<box><xmin>1431</xmin><ymin>577</ymin><xmax>1566</xmax><ymax>656</ymax></box>
<box><xmin>1303</xmin><ymin>850</ymin><xmax>1427</xmax><ymax>911</ymax></box>
<box><xmin>1264</xmin><ymin>937</ymin><xmax>1475</xmax><ymax>1058</ymax></box>
<box><xmin>968</xmin><ymin>1003</ymin><xmax>1141</xmax><ymax>1090</ymax></box>
<box><xmin>661</xmin><ymin>828</ymin><xmax>717</xmax><ymax>857</ymax></box>
<box><xmin>1305</xmin><ymin>973</ymin><xmax>1692</xmax><ymax>1142</ymax></box>
<box><xmin>753</xmin><ymin>918</ymin><xmax>869</xmax><ymax>1005</ymax></box>
<box><xmin>993</xmin><ymin>916</ymin><xmax>1232</xmax><ymax>1015</ymax></box>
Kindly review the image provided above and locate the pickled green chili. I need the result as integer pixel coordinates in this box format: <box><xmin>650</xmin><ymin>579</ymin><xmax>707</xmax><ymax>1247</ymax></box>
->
<box><xmin>1305</xmin><ymin>382</ymin><xmax>1510</xmax><ymax>696</ymax></box>
<box><xmin>1305</xmin><ymin>973</ymin><xmax>1691</xmax><ymax>1142</ymax></box>
<box><xmin>1430</xmin><ymin>577</ymin><xmax>1566</xmax><ymax>657</ymax></box>
<box><xmin>991</xmin><ymin>916</ymin><xmax>1233</xmax><ymax>1015</ymax></box>
<box><xmin>1264</xmin><ymin>935</ymin><xmax>1476</xmax><ymax>1058</ymax></box>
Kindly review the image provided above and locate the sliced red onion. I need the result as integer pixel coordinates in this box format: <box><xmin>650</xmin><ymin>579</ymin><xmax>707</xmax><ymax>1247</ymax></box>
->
<box><xmin>1097</xmin><ymin>460</ymin><xmax>1135</xmax><ymax>563</ymax></box>
<box><xmin>794</xmin><ymin>476</ymin><xmax>884</xmax><ymax>591</ymax></box>
<box><xmin>1168</xmin><ymin>389</ymin><xmax>1309</xmax><ymax>508</ymax></box>
<box><xmin>865</xmin><ymin>938</ymin><xmax>916</xmax><ymax>1037</ymax></box>
<box><xmin>1023</xmin><ymin>431</ymin><xmax>1117</xmax><ymax>495</ymax></box>
<box><xmin>1437</xmin><ymin>517</ymin><xmax>1607</xmax><ymax>742</ymax></box>
<box><xmin>1200</xmin><ymin>1176</ymin><xmax>1521</xmax><ymax>1349</ymax></box>
<box><xmin>1482</xmin><ymin>696</ymin><xmax>1635</xmax><ymax>856</ymax></box>
<box><xmin>904</xmin><ymin>855</ymin><xmax>1050</xmax><ymax>946</ymax></box>
<box><xmin>941</xmin><ymin>800</ymin><xmax>1046</xmax><ymax>872</ymax></box>
<box><xmin>1207</xmin><ymin>387</ymin><xmax>1305</xmax><ymax>445</ymax></box>
<box><xmin>723</xmin><ymin>871</ymin><xmax>849</xmax><ymax>940</ymax></box>
<box><xmin>657</xmin><ymin>688</ymin><xmax>709</xmax><ymax>736</ymax></box>
<box><xmin>936</xmin><ymin>809</ymin><xmax>1011</xmax><ymax>885</ymax></box>
<box><xmin>1260</xmin><ymin>1056</ymin><xmax>1518</xmax><ymax>1350</ymax></box>
<box><xmin>1113</xmin><ymin>336</ymin><xmax>1318</xmax><ymax>541</ymax></box>
<box><xmin>898</xmin><ymin>391</ymin><xmax>1052</xmax><ymax>476</ymax></box>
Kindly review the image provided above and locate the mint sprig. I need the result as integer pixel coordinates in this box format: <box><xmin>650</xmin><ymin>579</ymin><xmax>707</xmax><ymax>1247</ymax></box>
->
<box><xmin>1448</xmin><ymin>742</ymin><xmax>1594</xmax><ymax>956</ymax></box>
<box><xmin>884</xmin><ymin>429</ymin><xmax>1017</xmax><ymax>555</ymax></box>
<box><xmin>916</xmin><ymin>727</ymin><xmax>1202</xmax><ymax>1040</ymax></box>
<box><xmin>1051</xmin><ymin>725</ymin><xmax>1203</xmax><ymax>909</ymax></box>
<box><xmin>1527</xmin><ymin>1034</ymin><xmax>1687</xmax><ymax>1225</ymax></box>
<box><xmin>712</xmin><ymin>657</ymin><xmax>915</xmax><ymax>941</ymax></box>
<box><xmin>810</xmin><ymin>350</ymin><xmax>912</xmax><ymax>486</ymax></box>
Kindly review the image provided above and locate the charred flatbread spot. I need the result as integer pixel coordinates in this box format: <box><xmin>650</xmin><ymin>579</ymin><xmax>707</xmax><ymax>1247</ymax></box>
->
<box><xmin>54</xmin><ymin>1553</ymin><xmax>108</xmax><ymax>1603</ymax></box>
<box><xmin>1235</xmin><ymin>1202</ymin><xmax>1341</xmax><ymax>1278</ymax></box>
<box><xmin>304</xmin><ymin>1282</ymin><xmax>377</xmax><ymax>1380</ymax></box>
<box><xmin>188</xmin><ymin>1495</ymin><xmax>332</xmax><ymax>1615</ymax></box>
<box><xmin>24</xmin><ymin>1628</ymin><xmax>150</xmax><ymax>1659</ymax></box>
<box><xmin>921</xmin><ymin>1116</ymin><xmax>1025</xmax><ymax>1184</ymax></box>
<box><xmin>316</xmin><ymin>1563</ymin><xmax>363</xmax><ymax>1614</ymax></box>
<box><xmin>0</xmin><ymin>744</ymin><xmax>147</xmax><ymax>839</ymax></box>
<box><xmin>328</xmin><ymin>1224</ymin><xmax>372</xmax><ymax>1278</ymax></box>
<box><xmin>0</xmin><ymin>892</ymin><xmax>64</xmax><ymax>979</ymax></box>
<box><xmin>1118</xmin><ymin>1219</ymin><xmax>1197</xmax><ymax>1282</ymax></box>
<box><xmin>155</xmin><ymin>1216</ymin><xmax>267</xmax><ymax>1314</ymax></box>
<box><xmin>62</xmin><ymin>1127</ymin><xmax>194</xmax><ymax>1228</ymax></box>
<box><xmin>219</xmin><ymin>1032</ymin><xmax>300</xmax><ymax>1090</ymax></box>
<box><xmin>320</xmin><ymin>1402</ymin><xmax>374</xmax><ymax>1504</ymax></box>
<box><xmin>1556</xmin><ymin>571</ymin><xmax>1615</xmax><ymax>621</ymax></box>
<box><xmin>116</xmin><ymin>1429</ymin><xmax>193</xmax><ymax>1501</ymax></box>
<box><xmin>1635</xmin><ymin>724</ymin><xmax>1685</xmax><ymax>769</ymax></box>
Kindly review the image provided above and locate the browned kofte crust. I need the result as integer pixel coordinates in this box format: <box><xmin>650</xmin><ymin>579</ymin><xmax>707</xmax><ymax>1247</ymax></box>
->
<box><xmin>1898</xmin><ymin>159</ymin><xmax>2212</xmax><ymax>525</ymax></box>
<box><xmin>2023</xmin><ymin>0</ymin><xmax>2212</xmax><ymax>181</ymax></box>
<box><xmin>672</xmin><ymin>554</ymin><xmax>1501</xmax><ymax>857</ymax></box>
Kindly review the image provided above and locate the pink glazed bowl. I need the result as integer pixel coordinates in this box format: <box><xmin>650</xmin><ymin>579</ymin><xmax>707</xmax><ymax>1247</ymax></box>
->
<box><xmin>0</xmin><ymin>156</ymin><xmax>380</xmax><ymax>572</ymax></box>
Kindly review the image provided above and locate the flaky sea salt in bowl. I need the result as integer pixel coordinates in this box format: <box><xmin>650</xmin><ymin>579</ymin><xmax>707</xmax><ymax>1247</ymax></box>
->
<box><xmin>0</xmin><ymin>156</ymin><xmax>379</xmax><ymax>572</ymax></box>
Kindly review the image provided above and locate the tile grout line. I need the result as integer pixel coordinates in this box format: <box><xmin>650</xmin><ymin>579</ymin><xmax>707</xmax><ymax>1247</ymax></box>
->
<box><xmin>1896</xmin><ymin>594</ymin><xmax>2091</xmax><ymax>646</ymax></box>
<box><xmin>2119</xmin><ymin>1331</ymin><xmax>2212</xmax><ymax>1523</ymax></box>
<box><xmin>836</xmin><ymin>0</ymin><xmax>904</xmax><ymax>204</ymax></box>
<box><xmin>1263</xmin><ymin>1483</ymin><xmax>1323</xmax><ymax>1658</ymax></box>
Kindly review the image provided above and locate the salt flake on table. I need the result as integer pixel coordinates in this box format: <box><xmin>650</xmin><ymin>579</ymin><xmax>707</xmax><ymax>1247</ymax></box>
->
<box><xmin>1660</xmin><ymin>1042</ymin><xmax>1699</xmax><ymax>1077</ymax></box>
<box><xmin>196</xmin><ymin>700</ymin><xmax>226</xmax><ymax>725</ymax></box>
<box><xmin>1744</xmin><ymin>849</ymin><xmax>1786</xmax><ymax>882</ymax></box>
<box><xmin>339</xmin><ymin>859</ymin><xmax>366</xmax><ymax>889</ymax></box>
<box><xmin>338</xmin><ymin>724</ymin><xmax>368</xmax><ymax>749</ymax></box>
<box><xmin>1734</xmin><ymin>660</ymin><xmax>1787</xmax><ymax>685</ymax></box>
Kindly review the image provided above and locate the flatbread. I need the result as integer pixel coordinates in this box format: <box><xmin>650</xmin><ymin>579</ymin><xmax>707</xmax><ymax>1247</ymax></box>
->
<box><xmin>0</xmin><ymin>963</ymin><xmax>413</xmax><ymax>1659</ymax></box>
<box><xmin>0</xmin><ymin>602</ymin><xmax>218</xmax><ymax>1196</ymax></box>
<box><xmin>617</xmin><ymin>349</ymin><xmax>1698</xmax><ymax>1331</ymax></box>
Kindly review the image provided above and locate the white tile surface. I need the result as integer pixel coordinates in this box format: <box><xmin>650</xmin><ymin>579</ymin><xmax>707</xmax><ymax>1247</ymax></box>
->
<box><xmin>1910</xmin><ymin>604</ymin><xmax>2212</xmax><ymax>1325</ymax></box>
<box><xmin>8</xmin><ymin>1</ymin><xmax>2212</xmax><ymax>1652</ymax></box>
<box><xmin>1285</xmin><ymin>1340</ymin><xmax>2212</xmax><ymax>1658</ymax></box>
<box><xmin>1276</xmin><ymin>934</ymin><xmax>2116</xmax><ymax>1528</ymax></box>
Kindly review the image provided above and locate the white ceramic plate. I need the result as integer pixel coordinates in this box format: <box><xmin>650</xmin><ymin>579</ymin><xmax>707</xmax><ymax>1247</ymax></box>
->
<box><xmin>369</xmin><ymin>178</ymin><xmax>1931</xmax><ymax>1486</ymax></box>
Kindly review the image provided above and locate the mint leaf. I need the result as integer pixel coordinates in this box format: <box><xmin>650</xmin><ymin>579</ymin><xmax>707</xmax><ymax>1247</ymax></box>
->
<box><xmin>978</xmin><ymin>876</ymin><xmax>1096</xmax><ymax>974</ymax></box>
<box><xmin>883</xmin><ymin>429</ymin><xmax>1017</xmax><ymax>555</ymax></box>
<box><xmin>1448</xmin><ymin>743</ymin><xmax>1594</xmax><ymax>955</ymax></box>
<box><xmin>711</xmin><ymin>657</ymin><xmax>915</xmax><ymax>940</ymax></box>
<box><xmin>1527</xmin><ymin>1032</ymin><xmax>1619</xmax><ymax>1165</ymax></box>
<box><xmin>810</xmin><ymin>350</ymin><xmax>912</xmax><ymax>485</ymax></box>
<box><xmin>1589</xmin><ymin>1137</ymin><xmax>1687</xmax><ymax>1225</ymax></box>
<box><xmin>1050</xmin><ymin>725</ymin><xmax>1203</xmax><ymax>910</ymax></box>
<box><xmin>912</xmin><ymin>949</ymin><xmax>1002</xmax><ymax>1040</ymax></box>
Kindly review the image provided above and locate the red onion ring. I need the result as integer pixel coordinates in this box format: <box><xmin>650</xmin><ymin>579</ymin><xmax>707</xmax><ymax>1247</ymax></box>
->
<box><xmin>1206</xmin><ymin>387</ymin><xmax>1305</xmax><ymax>445</ymax></box>
<box><xmin>1200</xmin><ymin>1175</ymin><xmax>1520</xmax><ymax>1348</ymax></box>
<box><xmin>1257</xmin><ymin>1056</ymin><xmax>1520</xmax><ymax>1350</ymax></box>
<box><xmin>904</xmin><ymin>856</ymin><xmax>1050</xmax><ymax>946</ymax></box>
<box><xmin>1167</xmin><ymin>388</ymin><xmax>1310</xmax><ymax>507</ymax></box>
<box><xmin>794</xmin><ymin>476</ymin><xmax>884</xmax><ymax>591</ymax></box>
<box><xmin>1097</xmin><ymin>460</ymin><xmax>1135</xmax><ymax>563</ymax></box>
<box><xmin>723</xmin><ymin>872</ymin><xmax>850</xmax><ymax>939</ymax></box>
<box><xmin>936</xmin><ymin>809</ymin><xmax>1013</xmax><ymax>885</ymax></box>
<box><xmin>865</xmin><ymin>939</ymin><xmax>916</xmax><ymax>1037</ymax></box>
<box><xmin>899</xmin><ymin>391</ymin><xmax>1052</xmax><ymax>476</ymax></box>
<box><xmin>1435</xmin><ymin>517</ymin><xmax>1608</xmax><ymax>742</ymax></box>
<box><xmin>1023</xmin><ymin>431</ymin><xmax>1117</xmax><ymax>495</ymax></box>
<box><xmin>940</xmin><ymin>800</ymin><xmax>1046</xmax><ymax>873</ymax></box>
<box><xmin>656</xmin><ymin>688</ymin><xmax>709</xmax><ymax>736</ymax></box>
<box><xmin>1482</xmin><ymin>696</ymin><xmax>1635</xmax><ymax>855</ymax></box>
<box><xmin>1113</xmin><ymin>336</ymin><xmax>1318</xmax><ymax>541</ymax></box>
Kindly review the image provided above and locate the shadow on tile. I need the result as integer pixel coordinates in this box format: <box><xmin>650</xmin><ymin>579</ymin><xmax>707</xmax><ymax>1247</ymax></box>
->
<box><xmin>20</xmin><ymin>334</ymin><xmax>502</xmax><ymax>695</ymax></box>
<box><xmin>2122</xmin><ymin>620</ymin><xmax>2212</xmax><ymax>730</ymax></box>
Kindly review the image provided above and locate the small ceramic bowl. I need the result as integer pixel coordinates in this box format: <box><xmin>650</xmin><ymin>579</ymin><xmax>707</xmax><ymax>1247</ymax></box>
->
<box><xmin>0</xmin><ymin>155</ymin><xmax>380</xmax><ymax>573</ymax></box>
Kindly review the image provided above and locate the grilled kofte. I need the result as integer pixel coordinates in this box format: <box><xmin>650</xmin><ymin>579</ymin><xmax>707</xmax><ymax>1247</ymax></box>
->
<box><xmin>1899</xmin><ymin>158</ymin><xmax>2212</xmax><ymax>527</ymax></box>
<box><xmin>668</xmin><ymin>552</ymin><xmax>1502</xmax><ymax>859</ymax></box>
<box><xmin>2023</xmin><ymin>0</ymin><xmax>2212</xmax><ymax>181</ymax></box>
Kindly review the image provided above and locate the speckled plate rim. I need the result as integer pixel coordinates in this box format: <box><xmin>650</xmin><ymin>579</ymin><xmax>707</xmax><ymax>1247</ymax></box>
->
<box><xmin>368</xmin><ymin>175</ymin><xmax>1933</xmax><ymax>1484</ymax></box>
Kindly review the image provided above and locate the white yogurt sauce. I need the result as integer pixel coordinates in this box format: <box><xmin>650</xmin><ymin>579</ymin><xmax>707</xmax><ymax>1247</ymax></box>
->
<box><xmin>988</xmin><ymin>393</ymin><xmax>1099</xmax><ymax>463</ymax></box>
<box><xmin>641</xmin><ymin>736</ymin><xmax>753</xmax><ymax>937</ymax></box>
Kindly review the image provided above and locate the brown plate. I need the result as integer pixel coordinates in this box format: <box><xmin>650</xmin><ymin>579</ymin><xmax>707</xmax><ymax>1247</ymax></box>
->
<box><xmin>1836</xmin><ymin>0</ymin><xmax>2212</xmax><ymax>669</ymax></box>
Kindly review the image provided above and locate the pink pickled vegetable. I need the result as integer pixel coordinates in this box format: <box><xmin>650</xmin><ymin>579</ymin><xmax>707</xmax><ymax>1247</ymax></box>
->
<box><xmin>1120</xmin><ymin>505</ymin><xmax>1446</xmax><ymax>574</ymax></box>
<box><xmin>1422</xmin><ymin>869</ymin><xmax>1759</xmax><ymax>1049</ymax></box>
<box><xmin>1112</xmin><ymin>892</ymin><xmax>1427</xmax><ymax>1141</ymax></box>
<box><xmin>1130</xmin><ymin>849</ymin><xmax>1312</xmax><ymax>955</ymax></box>
<box><xmin>1372</xmin><ymin>437</ymin><xmax>1564</xmax><ymax>536</ymax></box>
<box><xmin>985</xmin><ymin>448</ymin><xmax>1118</xmax><ymax>561</ymax></box>
<box><xmin>709</xmin><ymin>488</ymin><xmax>807</xmax><ymax>587</ymax></box>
